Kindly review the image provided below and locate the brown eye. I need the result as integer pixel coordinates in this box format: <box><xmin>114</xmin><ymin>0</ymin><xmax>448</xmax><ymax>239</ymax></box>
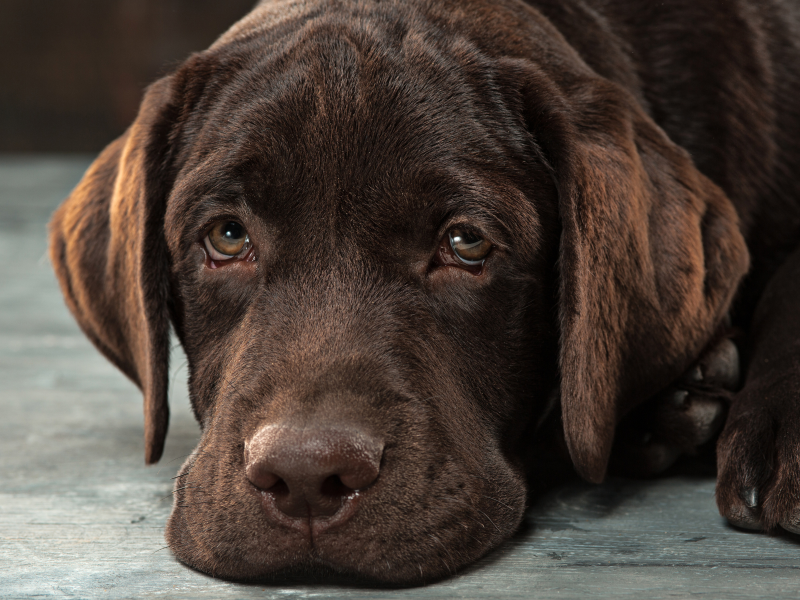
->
<box><xmin>449</xmin><ymin>228</ymin><xmax>492</xmax><ymax>265</ymax></box>
<box><xmin>205</xmin><ymin>220</ymin><xmax>250</xmax><ymax>260</ymax></box>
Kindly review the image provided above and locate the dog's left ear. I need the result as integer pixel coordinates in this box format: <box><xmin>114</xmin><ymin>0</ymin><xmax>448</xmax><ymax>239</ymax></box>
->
<box><xmin>49</xmin><ymin>75</ymin><xmax>180</xmax><ymax>464</ymax></box>
<box><xmin>518</xmin><ymin>68</ymin><xmax>749</xmax><ymax>483</ymax></box>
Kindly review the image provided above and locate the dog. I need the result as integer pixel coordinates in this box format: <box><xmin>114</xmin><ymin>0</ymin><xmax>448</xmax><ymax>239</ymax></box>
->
<box><xmin>49</xmin><ymin>0</ymin><xmax>800</xmax><ymax>585</ymax></box>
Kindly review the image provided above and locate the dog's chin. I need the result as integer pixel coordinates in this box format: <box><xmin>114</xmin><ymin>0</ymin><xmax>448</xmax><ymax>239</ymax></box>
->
<box><xmin>166</xmin><ymin>540</ymin><xmax>463</xmax><ymax>588</ymax></box>
<box><xmin>165</xmin><ymin>505</ymin><xmax>522</xmax><ymax>586</ymax></box>
<box><xmin>169</xmin><ymin>550</ymin><xmax>451</xmax><ymax>588</ymax></box>
<box><xmin>165</xmin><ymin>445</ymin><xmax>527</xmax><ymax>586</ymax></box>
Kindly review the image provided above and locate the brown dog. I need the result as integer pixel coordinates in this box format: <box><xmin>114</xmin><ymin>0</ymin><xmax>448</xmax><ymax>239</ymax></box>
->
<box><xmin>49</xmin><ymin>0</ymin><xmax>800</xmax><ymax>585</ymax></box>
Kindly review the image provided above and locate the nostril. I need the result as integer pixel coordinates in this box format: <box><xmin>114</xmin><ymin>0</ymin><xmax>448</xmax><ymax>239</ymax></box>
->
<box><xmin>320</xmin><ymin>475</ymin><xmax>353</xmax><ymax>498</ymax></box>
<box><xmin>338</xmin><ymin>464</ymin><xmax>380</xmax><ymax>491</ymax></box>
<box><xmin>245</xmin><ymin>463</ymin><xmax>280</xmax><ymax>491</ymax></box>
<box><xmin>268</xmin><ymin>478</ymin><xmax>289</xmax><ymax>498</ymax></box>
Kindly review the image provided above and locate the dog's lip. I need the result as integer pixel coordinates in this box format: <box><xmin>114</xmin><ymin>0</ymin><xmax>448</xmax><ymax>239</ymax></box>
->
<box><xmin>248</xmin><ymin>484</ymin><xmax>364</xmax><ymax>536</ymax></box>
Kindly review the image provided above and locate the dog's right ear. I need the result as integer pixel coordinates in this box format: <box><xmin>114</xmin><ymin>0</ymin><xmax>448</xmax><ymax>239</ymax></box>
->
<box><xmin>49</xmin><ymin>75</ymin><xmax>181</xmax><ymax>464</ymax></box>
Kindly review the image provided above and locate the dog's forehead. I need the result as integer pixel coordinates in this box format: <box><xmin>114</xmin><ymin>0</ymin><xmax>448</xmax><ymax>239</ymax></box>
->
<box><xmin>169</xmin><ymin>11</ymin><xmax>544</xmax><ymax>249</ymax></box>
<box><xmin>190</xmin><ymin>24</ymin><xmax>528</xmax><ymax>172</ymax></box>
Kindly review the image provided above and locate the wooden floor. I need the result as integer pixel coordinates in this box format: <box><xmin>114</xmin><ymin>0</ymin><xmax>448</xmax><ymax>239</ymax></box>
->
<box><xmin>2</xmin><ymin>156</ymin><xmax>800</xmax><ymax>599</ymax></box>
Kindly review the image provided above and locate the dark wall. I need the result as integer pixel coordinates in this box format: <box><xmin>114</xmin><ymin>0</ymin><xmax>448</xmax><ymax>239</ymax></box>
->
<box><xmin>0</xmin><ymin>0</ymin><xmax>255</xmax><ymax>152</ymax></box>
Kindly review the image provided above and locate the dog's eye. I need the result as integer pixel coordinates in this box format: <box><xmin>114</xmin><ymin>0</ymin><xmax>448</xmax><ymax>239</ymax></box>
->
<box><xmin>204</xmin><ymin>221</ymin><xmax>251</xmax><ymax>260</ymax></box>
<box><xmin>449</xmin><ymin>228</ymin><xmax>492</xmax><ymax>265</ymax></box>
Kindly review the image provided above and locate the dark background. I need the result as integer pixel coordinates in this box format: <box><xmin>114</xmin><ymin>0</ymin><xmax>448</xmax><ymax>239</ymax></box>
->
<box><xmin>1</xmin><ymin>0</ymin><xmax>255</xmax><ymax>152</ymax></box>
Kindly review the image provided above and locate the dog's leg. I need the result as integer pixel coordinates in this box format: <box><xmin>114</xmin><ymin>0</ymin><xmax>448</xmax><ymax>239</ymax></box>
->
<box><xmin>611</xmin><ymin>336</ymin><xmax>739</xmax><ymax>477</ymax></box>
<box><xmin>716</xmin><ymin>245</ymin><xmax>800</xmax><ymax>532</ymax></box>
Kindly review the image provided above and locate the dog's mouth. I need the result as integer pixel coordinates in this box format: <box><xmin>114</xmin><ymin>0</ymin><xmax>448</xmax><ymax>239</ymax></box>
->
<box><xmin>165</xmin><ymin>421</ymin><xmax>527</xmax><ymax>585</ymax></box>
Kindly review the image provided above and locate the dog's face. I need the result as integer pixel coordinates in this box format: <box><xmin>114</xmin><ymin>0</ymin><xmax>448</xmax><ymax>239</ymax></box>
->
<box><xmin>49</xmin><ymin>0</ymin><xmax>748</xmax><ymax>584</ymax></box>
<box><xmin>161</xmin><ymin>12</ymin><xmax>565</xmax><ymax>578</ymax></box>
<box><xmin>163</xmin><ymin>23</ymin><xmax>561</xmax><ymax>579</ymax></box>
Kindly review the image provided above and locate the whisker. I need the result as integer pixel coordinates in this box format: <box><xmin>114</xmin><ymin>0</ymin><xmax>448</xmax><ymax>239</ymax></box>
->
<box><xmin>472</xmin><ymin>507</ymin><xmax>501</xmax><ymax>533</ymax></box>
<box><xmin>428</xmin><ymin>534</ymin><xmax>456</xmax><ymax>575</ymax></box>
<box><xmin>439</xmin><ymin>495</ymin><xmax>494</xmax><ymax>532</ymax></box>
<box><xmin>451</xmin><ymin>493</ymin><xmax>502</xmax><ymax>533</ymax></box>
<box><xmin>478</xmin><ymin>494</ymin><xmax>515</xmax><ymax>511</ymax></box>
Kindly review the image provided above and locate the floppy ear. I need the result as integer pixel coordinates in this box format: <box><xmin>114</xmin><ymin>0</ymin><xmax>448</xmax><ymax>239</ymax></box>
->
<box><xmin>49</xmin><ymin>76</ymin><xmax>179</xmax><ymax>464</ymax></box>
<box><xmin>522</xmin><ymin>70</ymin><xmax>749</xmax><ymax>483</ymax></box>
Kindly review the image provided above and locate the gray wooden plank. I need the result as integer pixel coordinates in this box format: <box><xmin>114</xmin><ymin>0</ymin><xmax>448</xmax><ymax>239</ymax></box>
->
<box><xmin>2</xmin><ymin>156</ymin><xmax>800</xmax><ymax>599</ymax></box>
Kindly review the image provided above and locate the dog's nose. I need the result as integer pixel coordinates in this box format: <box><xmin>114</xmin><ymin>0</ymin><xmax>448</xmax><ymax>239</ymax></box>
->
<box><xmin>245</xmin><ymin>425</ymin><xmax>383</xmax><ymax>519</ymax></box>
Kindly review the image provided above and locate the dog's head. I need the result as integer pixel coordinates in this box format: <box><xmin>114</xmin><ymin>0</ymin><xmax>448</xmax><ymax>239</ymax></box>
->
<box><xmin>49</xmin><ymin>0</ymin><xmax>747</xmax><ymax>584</ymax></box>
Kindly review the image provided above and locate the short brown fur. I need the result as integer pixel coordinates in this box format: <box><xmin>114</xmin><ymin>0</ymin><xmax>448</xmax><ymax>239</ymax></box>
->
<box><xmin>50</xmin><ymin>0</ymin><xmax>800</xmax><ymax>585</ymax></box>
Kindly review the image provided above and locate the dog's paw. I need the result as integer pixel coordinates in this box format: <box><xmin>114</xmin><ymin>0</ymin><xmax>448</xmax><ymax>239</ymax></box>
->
<box><xmin>716</xmin><ymin>369</ymin><xmax>800</xmax><ymax>534</ymax></box>
<box><xmin>611</xmin><ymin>337</ymin><xmax>739</xmax><ymax>477</ymax></box>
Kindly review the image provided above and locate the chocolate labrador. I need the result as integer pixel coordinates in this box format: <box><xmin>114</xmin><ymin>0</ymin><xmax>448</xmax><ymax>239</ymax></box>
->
<box><xmin>49</xmin><ymin>0</ymin><xmax>800</xmax><ymax>585</ymax></box>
